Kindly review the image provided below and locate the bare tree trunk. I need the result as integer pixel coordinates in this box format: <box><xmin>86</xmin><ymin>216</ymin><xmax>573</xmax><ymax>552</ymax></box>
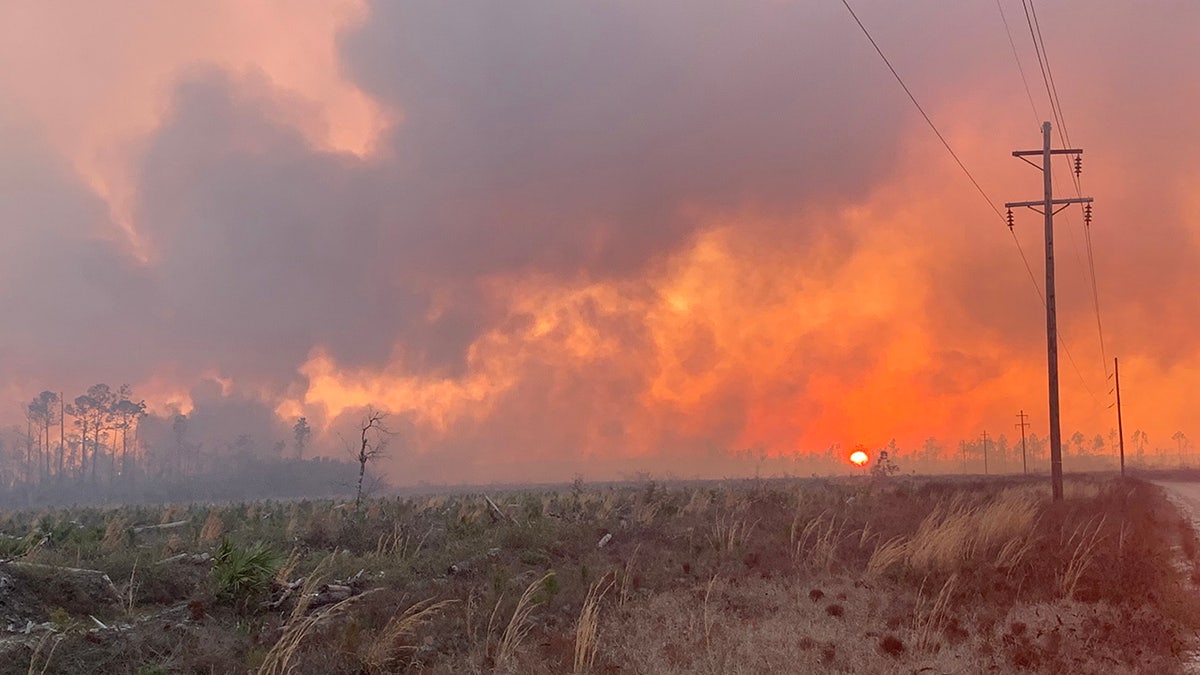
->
<box><xmin>59</xmin><ymin>394</ymin><xmax>65</xmax><ymax>481</ymax></box>
<box><xmin>356</xmin><ymin>456</ymin><xmax>367</xmax><ymax>512</ymax></box>
<box><xmin>25</xmin><ymin>419</ymin><xmax>32</xmax><ymax>485</ymax></box>
<box><xmin>81</xmin><ymin>418</ymin><xmax>89</xmax><ymax>483</ymax></box>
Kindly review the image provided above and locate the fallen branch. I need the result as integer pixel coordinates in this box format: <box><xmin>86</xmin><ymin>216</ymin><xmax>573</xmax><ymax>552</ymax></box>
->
<box><xmin>156</xmin><ymin>552</ymin><xmax>212</xmax><ymax>566</ymax></box>
<box><xmin>264</xmin><ymin>577</ymin><xmax>308</xmax><ymax>610</ymax></box>
<box><xmin>6</xmin><ymin>562</ymin><xmax>120</xmax><ymax>599</ymax></box>
<box><xmin>485</xmin><ymin>495</ymin><xmax>516</xmax><ymax>525</ymax></box>
<box><xmin>133</xmin><ymin>521</ymin><xmax>189</xmax><ymax>534</ymax></box>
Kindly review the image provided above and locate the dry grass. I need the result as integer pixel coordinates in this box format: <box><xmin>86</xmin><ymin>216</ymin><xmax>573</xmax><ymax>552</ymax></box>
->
<box><xmin>1059</xmin><ymin>514</ymin><xmax>1106</xmax><ymax>599</ymax></box>
<box><xmin>630</xmin><ymin>496</ymin><xmax>660</xmax><ymax>526</ymax></box>
<box><xmin>256</xmin><ymin>553</ymin><xmax>384</xmax><ymax>675</ymax></box>
<box><xmin>868</xmin><ymin>488</ymin><xmax>1040</xmax><ymax>577</ymax></box>
<box><xmin>709</xmin><ymin>514</ymin><xmax>757</xmax><ymax>554</ymax></box>
<box><xmin>198</xmin><ymin>509</ymin><xmax>224</xmax><ymax>544</ymax></box>
<box><xmin>912</xmin><ymin>573</ymin><xmax>958</xmax><ymax>652</ymax></box>
<box><xmin>101</xmin><ymin>516</ymin><xmax>127</xmax><ymax>551</ymax></box>
<box><xmin>363</xmin><ymin>597</ymin><xmax>458</xmax><ymax>673</ymax></box>
<box><xmin>791</xmin><ymin>511</ymin><xmax>848</xmax><ymax>572</ymax></box>
<box><xmin>25</xmin><ymin>632</ymin><xmax>64</xmax><ymax>675</ymax></box>
<box><xmin>617</xmin><ymin>543</ymin><xmax>640</xmax><ymax>608</ymax></box>
<box><xmin>1</xmin><ymin>475</ymin><xmax>1191</xmax><ymax>675</ymax></box>
<box><xmin>573</xmin><ymin>576</ymin><xmax>613</xmax><ymax>674</ymax></box>
<box><xmin>495</xmin><ymin>572</ymin><xmax>555</xmax><ymax>668</ymax></box>
<box><xmin>255</xmin><ymin>555</ymin><xmax>333</xmax><ymax>674</ymax></box>
<box><xmin>274</xmin><ymin>549</ymin><xmax>302</xmax><ymax>586</ymax></box>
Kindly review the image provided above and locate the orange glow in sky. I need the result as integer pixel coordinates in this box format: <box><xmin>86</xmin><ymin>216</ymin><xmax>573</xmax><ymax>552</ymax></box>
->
<box><xmin>2</xmin><ymin>2</ymin><xmax>1199</xmax><ymax>484</ymax></box>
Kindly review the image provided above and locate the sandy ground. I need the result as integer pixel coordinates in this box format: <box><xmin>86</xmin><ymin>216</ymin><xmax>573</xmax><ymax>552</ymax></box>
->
<box><xmin>1155</xmin><ymin>481</ymin><xmax>1200</xmax><ymax>674</ymax></box>
<box><xmin>1157</xmin><ymin>482</ymin><xmax>1200</xmax><ymax>529</ymax></box>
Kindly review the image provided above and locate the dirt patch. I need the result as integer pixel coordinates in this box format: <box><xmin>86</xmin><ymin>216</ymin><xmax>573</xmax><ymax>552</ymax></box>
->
<box><xmin>0</xmin><ymin>568</ymin><xmax>47</xmax><ymax>630</ymax></box>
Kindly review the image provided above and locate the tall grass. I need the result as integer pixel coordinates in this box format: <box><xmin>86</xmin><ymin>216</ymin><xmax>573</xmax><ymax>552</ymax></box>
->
<box><xmin>1059</xmin><ymin>514</ymin><xmax>1107</xmax><ymax>599</ymax></box>
<box><xmin>25</xmin><ymin>632</ymin><xmax>63</xmax><ymax>675</ymax></box>
<box><xmin>912</xmin><ymin>573</ymin><xmax>958</xmax><ymax>652</ymax></box>
<box><xmin>868</xmin><ymin>489</ymin><xmax>1040</xmax><ymax>577</ymax></box>
<box><xmin>362</xmin><ymin>598</ymin><xmax>458</xmax><ymax>673</ymax></box>
<box><xmin>573</xmin><ymin>577</ymin><xmax>613</xmax><ymax>674</ymax></box>
<box><xmin>495</xmin><ymin>571</ymin><xmax>555</xmax><ymax>668</ymax></box>
<box><xmin>709</xmin><ymin>514</ymin><xmax>757</xmax><ymax>554</ymax></box>
<box><xmin>791</xmin><ymin>511</ymin><xmax>848</xmax><ymax>572</ymax></box>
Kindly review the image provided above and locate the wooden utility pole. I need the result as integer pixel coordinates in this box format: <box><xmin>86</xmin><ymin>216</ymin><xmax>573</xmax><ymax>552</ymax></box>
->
<box><xmin>1114</xmin><ymin>358</ymin><xmax>1125</xmax><ymax>478</ymax></box>
<box><xmin>1006</xmin><ymin>121</ymin><xmax>1093</xmax><ymax>502</ymax></box>
<box><xmin>1016</xmin><ymin>410</ymin><xmax>1030</xmax><ymax>475</ymax></box>
<box><xmin>981</xmin><ymin>431</ymin><xmax>990</xmax><ymax>475</ymax></box>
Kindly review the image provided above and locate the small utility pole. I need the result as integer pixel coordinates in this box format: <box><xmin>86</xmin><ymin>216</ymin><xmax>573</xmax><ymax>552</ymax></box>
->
<box><xmin>1016</xmin><ymin>410</ymin><xmax>1030</xmax><ymax>475</ymax></box>
<box><xmin>1114</xmin><ymin>357</ymin><xmax>1125</xmax><ymax>478</ymax></box>
<box><xmin>1006</xmin><ymin>121</ymin><xmax>1093</xmax><ymax>502</ymax></box>
<box><xmin>980</xmin><ymin>431</ymin><xmax>990</xmax><ymax>475</ymax></box>
<box><xmin>960</xmin><ymin>440</ymin><xmax>967</xmax><ymax>474</ymax></box>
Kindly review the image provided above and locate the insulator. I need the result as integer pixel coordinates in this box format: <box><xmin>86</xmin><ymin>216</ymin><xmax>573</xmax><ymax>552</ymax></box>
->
<box><xmin>1074</xmin><ymin>156</ymin><xmax>1082</xmax><ymax>176</ymax></box>
<box><xmin>1006</xmin><ymin>208</ymin><xmax>1014</xmax><ymax>230</ymax></box>
<box><xmin>1083</xmin><ymin>204</ymin><xmax>1093</xmax><ymax>225</ymax></box>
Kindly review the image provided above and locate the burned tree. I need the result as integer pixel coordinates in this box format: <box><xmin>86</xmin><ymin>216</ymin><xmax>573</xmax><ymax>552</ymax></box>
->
<box><xmin>355</xmin><ymin>409</ymin><xmax>389</xmax><ymax>512</ymax></box>
<box><xmin>293</xmin><ymin>416</ymin><xmax>312</xmax><ymax>460</ymax></box>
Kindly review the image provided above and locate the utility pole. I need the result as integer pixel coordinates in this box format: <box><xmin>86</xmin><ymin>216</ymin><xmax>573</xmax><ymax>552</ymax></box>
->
<box><xmin>980</xmin><ymin>431</ymin><xmax>990</xmax><ymax>475</ymax></box>
<box><xmin>1114</xmin><ymin>358</ymin><xmax>1125</xmax><ymax>478</ymax></box>
<box><xmin>1015</xmin><ymin>410</ymin><xmax>1030</xmax><ymax>475</ymax></box>
<box><xmin>1006</xmin><ymin>121</ymin><xmax>1093</xmax><ymax>502</ymax></box>
<box><xmin>960</xmin><ymin>440</ymin><xmax>967</xmax><ymax>474</ymax></box>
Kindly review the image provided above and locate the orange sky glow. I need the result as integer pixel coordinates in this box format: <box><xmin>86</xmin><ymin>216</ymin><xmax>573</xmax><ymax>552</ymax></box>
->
<box><xmin>1</xmin><ymin>1</ymin><xmax>1197</xmax><ymax>484</ymax></box>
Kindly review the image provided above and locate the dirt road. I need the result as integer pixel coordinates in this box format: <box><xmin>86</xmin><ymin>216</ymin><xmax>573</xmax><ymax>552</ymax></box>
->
<box><xmin>1155</xmin><ymin>481</ymin><xmax>1200</xmax><ymax>674</ymax></box>
<box><xmin>1157</xmin><ymin>481</ymin><xmax>1200</xmax><ymax>528</ymax></box>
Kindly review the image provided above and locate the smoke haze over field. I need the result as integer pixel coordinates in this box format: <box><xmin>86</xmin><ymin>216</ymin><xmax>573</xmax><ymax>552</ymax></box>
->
<box><xmin>1</xmin><ymin>1</ymin><xmax>1198</xmax><ymax>484</ymax></box>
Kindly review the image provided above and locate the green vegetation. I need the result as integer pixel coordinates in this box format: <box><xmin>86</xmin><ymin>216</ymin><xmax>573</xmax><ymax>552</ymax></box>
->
<box><xmin>212</xmin><ymin>539</ymin><xmax>282</xmax><ymax>606</ymax></box>
<box><xmin>0</xmin><ymin>474</ymin><xmax>1196</xmax><ymax>673</ymax></box>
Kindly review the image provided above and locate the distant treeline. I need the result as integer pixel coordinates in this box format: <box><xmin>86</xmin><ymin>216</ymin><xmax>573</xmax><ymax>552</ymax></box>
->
<box><xmin>0</xmin><ymin>383</ymin><xmax>369</xmax><ymax>507</ymax></box>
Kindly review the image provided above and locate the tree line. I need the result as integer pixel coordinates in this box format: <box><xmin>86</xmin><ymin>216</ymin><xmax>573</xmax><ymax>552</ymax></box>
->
<box><xmin>9</xmin><ymin>384</ymin><xmax>146</xmax><ymax>488</ymax></box>
<box><xmin>0</xmin><ymin>384</ymin><xmax>348</xmax><ymax>506</ymax></box>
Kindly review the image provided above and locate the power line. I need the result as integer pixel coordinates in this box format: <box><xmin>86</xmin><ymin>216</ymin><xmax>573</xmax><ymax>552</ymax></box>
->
<box><xmin>1014</xmin><ymin>0</ymin><xmax>1110</xmax><ymax>383</ymax></box>
<box><xmin>1005</xmin><ymin>123</ymin><xmax>1095</xmax><ymax>500</ymax></box>
<box><xmin>1022</xmin><ymin>1</ymin><xmax>1070</xmax><ymax>153</ymax></box>
<box><xmin>1025</xmin><ymin>0</ymin><xmax>1111</xmax><ymax>380</ymax></box>
<box><xmin>838</xmin><ymin>0</ymin><xmax>1003</xmax><ymax>221</ymax></box>
<box><xmin>1082</xmin><ymin>209</ymin><xmax>1108</xmax><ymax>373</ymax></box>
<box><xmin>839</xmin><ymin>0</ymin><xmax>1104</xmax><ymax>407</ymax></box>
<box><xmin>1029</xmin><ymin>1</ymin><xmax>1075</xmax><ymax>159</ymax></box>
<box><xmin>995</xmin><ymin>0</ymin><xmax>1041</xmax><ymax>124</ymax></box>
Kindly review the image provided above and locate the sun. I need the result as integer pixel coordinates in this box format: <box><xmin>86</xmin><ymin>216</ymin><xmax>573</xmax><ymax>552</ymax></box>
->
<box><xmin>849</xmin><ymin>450</ymin><xmax>869</xmax><ymax>466</ymax></box>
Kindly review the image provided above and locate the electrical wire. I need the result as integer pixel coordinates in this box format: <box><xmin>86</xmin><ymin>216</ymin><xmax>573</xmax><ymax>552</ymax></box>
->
<box><xmin>995</xmin><ymin>0</ymin><xmax>1041</xmax><ymax>124</ymax></box>
<box><xmin>1024</xmin><ymin>0</ymin><xmax>1111</xmax><ymax>379</ymax></box>
<box><xmin>1001</xmin><ymin>0</ymin><xmax>1104</xmax><ymax>363</ymax></box>
<box><xmin>840</xmin><ymin>0</ymin><xmax>1104</xmax><ymax>407</ymax></box>
<box><xmin>1009</xmin><ymin>225</ymin><xmax>1102</xmax><ymax>408</ymax></box>
<box><xmin>838</xmin><ymin>0</ymin><xmax>1003</xmax><ymax>221</ymax></box>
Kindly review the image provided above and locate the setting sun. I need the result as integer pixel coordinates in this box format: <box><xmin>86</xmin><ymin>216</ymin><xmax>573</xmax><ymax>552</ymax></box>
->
<box><xmin>850</xmin><ymin>450</ymin><xmax>869</xmax><ymax>466</ymax></box>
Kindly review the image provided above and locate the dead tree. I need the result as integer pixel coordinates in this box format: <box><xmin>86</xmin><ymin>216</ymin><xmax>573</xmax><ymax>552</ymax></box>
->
<box><xmin>354</xmin><ymin>409</ymin><xmax>389</xmax><ymax>512</ymax></box>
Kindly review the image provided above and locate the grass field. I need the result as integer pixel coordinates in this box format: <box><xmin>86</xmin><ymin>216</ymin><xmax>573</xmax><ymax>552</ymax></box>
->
<box><xmin>1</xmin><ymin>473</ymin><xmax>1197</xmax><ymax>673</ymax></box>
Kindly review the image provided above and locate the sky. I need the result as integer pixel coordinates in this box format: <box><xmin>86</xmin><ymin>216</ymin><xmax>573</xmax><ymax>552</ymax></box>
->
<box><xmin>0</xmin><ymin>1</ymin><xmax>1197</xmax><ymax>484</ymax></box>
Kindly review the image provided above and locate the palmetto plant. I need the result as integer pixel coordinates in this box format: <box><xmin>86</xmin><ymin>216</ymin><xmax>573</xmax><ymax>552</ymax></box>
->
<box><xmin>213</xmin><ymin>538</ymin><xmax>282</xmax><ymax>603</ymax></box>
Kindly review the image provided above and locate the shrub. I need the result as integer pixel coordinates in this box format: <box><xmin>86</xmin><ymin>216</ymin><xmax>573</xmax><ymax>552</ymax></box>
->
<box><xmin>213</xmin><ymin>538</ymin><xmax>282</xmax><ymax>606</ymax></box>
